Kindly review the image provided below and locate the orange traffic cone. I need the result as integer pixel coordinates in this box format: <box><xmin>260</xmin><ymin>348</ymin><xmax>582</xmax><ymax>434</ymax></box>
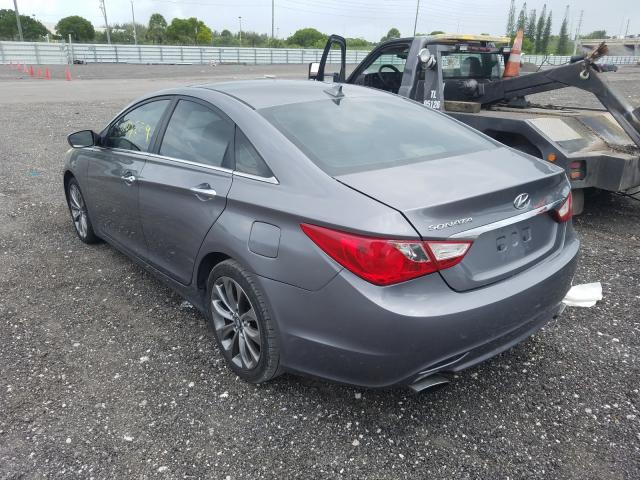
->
<box><xmin>45</xmin><ymin>67</ymin><xmax>51</xmax><ymax>80</ymax></box>
<box><xmin>29</xmin><ymin>65</ymin><xmax>35</xmax><ymax>76</ymax></box>
<box><xmin>503</xmin><ymin>29</ymin><xmax>523</xmax><ymax>78</ymax></box>
<box><xmin>17</xmin><ymin>61</ymin><xmax>21</xmax><ymax>70</ymax></box>
<box><xmin>37</xmin><ymin>67</ymin><xmax>43</xmax><ymax>78</ymax></box>
<box><xmin>23</xmin><ymin>63</ymin><xmax>28</xmax><ymax>74</ymax></box>
<box><xmin>65</xmin><ymin>66</ymin><xmax>72</xmax><ymax>81</ymax></box>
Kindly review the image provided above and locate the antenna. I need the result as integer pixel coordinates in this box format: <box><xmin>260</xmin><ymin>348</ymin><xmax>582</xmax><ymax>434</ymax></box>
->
<box><xmin>324</xmin><ymin>84</ymin><xmax>345</xmax><ymax>98</ymax></box>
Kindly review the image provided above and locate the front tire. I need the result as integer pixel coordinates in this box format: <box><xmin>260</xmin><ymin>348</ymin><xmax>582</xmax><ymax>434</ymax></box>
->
<box><xmin>205</xmin><ymin>260</ymin><xmax>281</xmax><ymax>384</ymax></box>
<box><xmin>66</xmin><ymin>178</ymin><xmax>100</xmax><ymax>244</ymax></box>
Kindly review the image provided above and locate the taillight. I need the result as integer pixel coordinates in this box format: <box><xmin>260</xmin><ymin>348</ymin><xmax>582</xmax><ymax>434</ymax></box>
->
<box><xmin>551</xmin><ymin>192</ymin><xmax>573</xmax><ymax>223</ymax></box>
<box><xmin>568</xmin><ymin>160</ymin><xmax>586</xmax><ymax>180</ymax></box>
<box><xmin>301</xmin><ymin>224</ymin><xmax>472</xmax><ymax>286</ymax></box>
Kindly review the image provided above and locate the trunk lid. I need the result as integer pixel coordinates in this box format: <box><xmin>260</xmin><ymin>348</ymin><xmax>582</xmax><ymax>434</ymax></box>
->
<box><xmin>336</xmin><ymin>146</ymin><xmax>570</xmax><ymax>291</ymax></box>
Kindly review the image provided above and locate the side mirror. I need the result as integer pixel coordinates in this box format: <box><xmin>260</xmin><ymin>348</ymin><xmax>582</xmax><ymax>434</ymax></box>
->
<box><xmin>68</xmin><ymin>130</ymin><xmax>97</xmax><ymax>148</ymax></box>
<box><xmin>308</xmin><ymin>62</ymin><xmax>320</xmax><ymax>80</ymax></box>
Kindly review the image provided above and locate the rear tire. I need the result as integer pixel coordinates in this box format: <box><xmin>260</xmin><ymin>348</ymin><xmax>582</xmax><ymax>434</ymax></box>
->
<box><xmin>205</xmin><ymin>260</ymin><xmax>281</xmax><ymax>384</ymax></box>
<box><xmin>66</xmin><ymin>178</ymin><xmax>100</xmax><ymax>244</ymax></box>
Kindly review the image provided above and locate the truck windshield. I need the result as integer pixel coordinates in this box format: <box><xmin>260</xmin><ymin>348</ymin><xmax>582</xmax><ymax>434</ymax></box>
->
<box><xmin>259</xmin><ymin>96</ymin><xmax>495</xmax><ymax>175</ymax></box>
<box><xmin>441</xmin><ymin>52</ymin><xmax>502</xmax><ymax>80</ymax></box>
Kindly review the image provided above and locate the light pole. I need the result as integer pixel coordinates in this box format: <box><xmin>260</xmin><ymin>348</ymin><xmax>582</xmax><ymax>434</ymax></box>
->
<box><xmin>99</xmin><ymin>0</ymin><xmax>111</xmax><ymax>45</ymax></box>
<box><xmin>413</xmin><ymin>0</ymin><xmax>420</xmax><ymax>36</ymax></box>
<box><xmin>271</xmin><ymin>0</ymin><xmax>274</xmax><ymax>41</ymax></box>
<box><xmin>12</xmin><ymin>0</ymin><xmax>24</xmax><ymax>42</ymax></box>
<box><xmin>130</xmin><ymin>0</ymin><xmax>137</xmax><ymax>45</ymax></box>
<box><xmin>238</xmin><ymin>16</ymin><xmax>243</xmax><ymax>45</ymax></box>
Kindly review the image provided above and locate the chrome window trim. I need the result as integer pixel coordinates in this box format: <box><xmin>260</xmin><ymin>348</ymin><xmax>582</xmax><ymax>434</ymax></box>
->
<box><xmin>144</xmin><ymin>152</ymin><xmax>233</xmax><ymax>174</ymax></box>
<box><xmin>233</xmin><ymin>171</ymin><xmax>279</xmax><ymax>185</ymax></box>
<box><xmin>88</xmin><ymin>147</ymin><xmax>279</xmax><ymax>184</ymax></box>
<box><xmin>450</xmin><ymin>198</ymin><xmax>564</xmax><ymax>239</ymax></box>
<box><xmin>84</xmin><ymin>146</ymin><xmax>150</xmax><ymax>158</ymax></box>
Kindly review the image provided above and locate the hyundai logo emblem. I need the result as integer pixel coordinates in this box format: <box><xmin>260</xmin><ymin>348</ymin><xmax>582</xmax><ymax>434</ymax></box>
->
<box><xmin>513</xmin><ymin>193</ymin><xmax>530</xmax><ymax>210</ymax></box>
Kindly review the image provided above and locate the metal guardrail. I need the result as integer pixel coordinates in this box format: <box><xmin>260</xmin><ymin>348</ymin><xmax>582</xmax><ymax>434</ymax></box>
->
<box><xmin>0</xmin><ymin>41</ymin><xmax>372</xmax><ymax>65</ymax></box>
<box><xmin>1</xmin><ymin>41</ymin><xmax>639</xmax><ymax>67</ymax></box>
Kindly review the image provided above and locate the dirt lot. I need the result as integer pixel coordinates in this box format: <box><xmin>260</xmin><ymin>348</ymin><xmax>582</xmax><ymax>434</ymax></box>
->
<box><xmin>0</xmin><ymin>63</ymin><xmax>639</xmax><ymax>479</ymax></box>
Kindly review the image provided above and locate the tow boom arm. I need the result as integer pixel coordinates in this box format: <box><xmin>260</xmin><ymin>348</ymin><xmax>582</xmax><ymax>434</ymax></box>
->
<box><xmin>463</xmin><ymin>44</ymin><xmax>640</xmax><ymax>148</ymax></box>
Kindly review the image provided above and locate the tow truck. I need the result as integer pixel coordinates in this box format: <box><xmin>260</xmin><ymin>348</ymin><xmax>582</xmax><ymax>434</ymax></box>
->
<box><xmin>309</xmin><ymin>34</ymin><xmax>640</xmax><ymax>214</ymax></box>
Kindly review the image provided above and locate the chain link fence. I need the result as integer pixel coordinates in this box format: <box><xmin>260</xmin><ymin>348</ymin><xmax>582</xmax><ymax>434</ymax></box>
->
<box><xmin>1</xmin><ymin>41</ymin><xmax>639</xmax><ymax>67</ymax></box>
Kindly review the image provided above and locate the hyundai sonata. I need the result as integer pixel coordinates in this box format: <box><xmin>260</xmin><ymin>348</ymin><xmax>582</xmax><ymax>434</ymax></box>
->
<box><xmin>63</xmin><ymin>80</ymin><xmax>578</xmax><ymax>391</ymax></box>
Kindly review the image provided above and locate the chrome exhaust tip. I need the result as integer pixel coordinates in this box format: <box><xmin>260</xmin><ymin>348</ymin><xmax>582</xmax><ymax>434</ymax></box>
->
<box><xmin>409</xmin><ymin>374</ymin><xmax>450</xmax><ymax>393</ymax></box>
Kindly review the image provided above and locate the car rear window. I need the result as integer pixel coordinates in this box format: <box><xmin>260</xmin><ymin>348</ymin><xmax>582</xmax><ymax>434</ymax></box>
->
<box><xmin>259</xmin><ymin>96</ymin><xmax>496</xmax><ymax>175</ymax></box>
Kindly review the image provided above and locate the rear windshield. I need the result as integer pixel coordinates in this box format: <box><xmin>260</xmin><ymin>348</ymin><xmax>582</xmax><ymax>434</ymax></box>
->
<box><xmin>259</xmin><ymin>96</ymin><xmax>495</xmax><ymax>175</ymax></box>
<box><xmin>441</xmin><ymin>52</ymin><xmax>502</xmax><ymax>80</ymax></box>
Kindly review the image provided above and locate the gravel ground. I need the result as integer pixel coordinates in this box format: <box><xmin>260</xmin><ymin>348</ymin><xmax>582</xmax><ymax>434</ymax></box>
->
<box><xmin>0</xmin><ymin>64</ymin><xmax>639</xmax><ymax>479</ymax></box>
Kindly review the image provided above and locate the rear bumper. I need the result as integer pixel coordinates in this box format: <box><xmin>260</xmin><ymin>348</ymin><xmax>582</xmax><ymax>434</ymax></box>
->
<box><xmin>258</xmin><ymin>231</ymin><xmax>579</xmax><ymax>388</ymax></box>
<box><xmin>574</xmin><ymin>153</ymin><xmax>640</xmax><ymax>191</ymax></box>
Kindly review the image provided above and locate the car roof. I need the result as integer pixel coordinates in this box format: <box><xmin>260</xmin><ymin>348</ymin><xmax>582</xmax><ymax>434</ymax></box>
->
<box><xmin>193</xmin><ymin>79</ymin><xmax>390</xmax><ymax>110</ymax></box>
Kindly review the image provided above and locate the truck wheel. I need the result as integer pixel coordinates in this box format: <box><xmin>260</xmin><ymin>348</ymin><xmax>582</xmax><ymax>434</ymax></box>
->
<box><xmin>572</xmin><ymin>189</ymin><xmax>584</xmax><ymax>216</ymax></box>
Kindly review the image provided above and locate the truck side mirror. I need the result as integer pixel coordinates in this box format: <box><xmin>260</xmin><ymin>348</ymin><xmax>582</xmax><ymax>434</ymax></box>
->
<box><xmin>418</xmin><ymin>48</ymin><xmax>437</xmax><ymax>69</ymax></box>
<box><xmin>308</xmin><ymin>62</ymin><xmax>320</xmax><ymax>80</ymax></box>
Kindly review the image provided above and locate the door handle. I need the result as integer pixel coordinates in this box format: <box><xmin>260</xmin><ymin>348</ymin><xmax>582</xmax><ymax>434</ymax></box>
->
<box><xmin>121</xmin><ymin>172</ymin><xmax>137</xmax><ymax>185</ymax></box>
<box><xmin>190</xmin><ymin>183</ymin><xmax>217</xmax><ymax>200</ymax></box>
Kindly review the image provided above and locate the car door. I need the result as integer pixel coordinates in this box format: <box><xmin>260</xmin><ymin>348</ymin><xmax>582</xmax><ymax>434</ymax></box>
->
<box><xmin>345</xmin><ymin>42</ymin><xmax>411</xmax><ymax>94</ymax></box>
<box><xmin>87</xmin><ymin>98</ymin><xmax>171</xmax><ymax>257</ymax></box>
<box><xmin>138</xmin><ymin>97</ymin><xmax>234</xmax><ymax>285</ymax></box>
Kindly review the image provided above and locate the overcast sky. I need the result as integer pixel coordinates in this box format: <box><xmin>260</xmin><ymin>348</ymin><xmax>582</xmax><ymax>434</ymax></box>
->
<box><xmin>4</xmin><ymin>0</ymin><xmax>638</xmax><ymax>41</ymax></box>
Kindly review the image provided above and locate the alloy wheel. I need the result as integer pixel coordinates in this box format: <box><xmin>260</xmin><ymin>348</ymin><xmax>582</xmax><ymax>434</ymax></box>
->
<box><xmin>211</xmin><ymin>276</ymin><xmax>262</xmax><ymax>370</ymax></box>
<box><xmin>68</xmin><ymin>183</ymin><xmax>88</xmax><ymax>239</ymax></box>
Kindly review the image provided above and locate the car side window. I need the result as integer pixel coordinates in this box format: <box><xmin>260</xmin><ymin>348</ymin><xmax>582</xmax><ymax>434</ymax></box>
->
<box><xmin>363</xmin><ymin>51</ymin><xmax>407</xmax><ymax>74</ymax></box>
<box><xmin>105</xmin><ymin>99</ymin><xmax>170</xmax><ymax>152</ymax></box>
<box><xmin>234</xmin><ymin>128</ymin><xmax>274</xmax><ymax>178</ymax></box>
<box><xmin>159</xmin><ymin>100</ymin><xmax>234</xmax><ymax>168</ymax></box>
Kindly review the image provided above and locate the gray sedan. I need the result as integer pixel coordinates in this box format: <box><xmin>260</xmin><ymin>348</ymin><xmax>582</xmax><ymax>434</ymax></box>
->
<box><xmin>63</xmin><ymin>80</ymin><xmax>578</xmax><ymax>391</ymax></box>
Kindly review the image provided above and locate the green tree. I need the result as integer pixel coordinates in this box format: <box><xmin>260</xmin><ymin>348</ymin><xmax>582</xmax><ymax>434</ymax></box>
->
<box><xmin>240</xmin><ymin>30</ymin><xmax>268</xmax><ymax>47</ymax></box>
<box><xmin>556</xmin><ymin>16</ymin><xmax>570</xmax><ymax>54</ymax></box>
<box><xmin>534</xmin><ymin>4</ymin><xmax>547</xmax><ymax>53</ymax></box>
<box><xmin>525</xmin><ymin>8</ymin><xmax>536</xmax><ymax>49</ymax></box>
<box><xmin>55</xmin><ymin>15</ymin><xmax>95</xmax><ymax>42</ymax></box>
<box><xmin>429</xmin><ymin>30</ymin><xmax>445</xmax><ymax>35</ymax></box>
<box><xmin>287</xmin><ymin>28</ymin><xmax>327</xmax><ymax>48</ymax></box>
<box><xmin>516</xmin><ymin>2</ymin><xmax>527</xmax><ymax>32</ymax></box>
<box><xmin>380</xmin><ymin>27</ymin><xmax>401</xmax><ymax>42</ymax></box>
<box><xmin>0</xmin><ymin>9</ymin><xmax>49</xmax><ymax>40</ymax></box>
<box><xmin>582</xmin><ymin>30</ymin><xmax>607</xmax><ymax>39</ymax></box>
<box><xmin>166</xmin><ymin>17</ymin><xmax>211</xmax><ymax>45</ymax></box>
<box><xmin>506</xmin><ymin>0</ymin><xmax>516</xmax><ymax>36</ymax></box>
<box><xmin>97</xmin><ymin>22</ymin><xmax>147</xmax><ymax>44</ymax></box>
<box><xmin>146</xmin><ymin>13</ymin><xmax>167</xmax><ymax>44</ymax></box>
<box><xmin>166</xmin><ymin>18</ymin><xmax>191</xmax><ymax>44</ymax></box>
<box><xmin>196</xmin><ymin>23</ymin><xmax>213</xmax><ymax>45</ymax></box>
<box><xmin>346</xmin><ymin>37</ymin><xmax>371</xmax><ymax>48</ymax></box>
<box><xmin>540</xmin><ymin>11</ymin><xmax>552</xmax><ymax>54</ymax></box>
<box><xmin>522</xmin><ymin>37</ymin><xmax>534</xmax><ymax>53</ymax></box>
